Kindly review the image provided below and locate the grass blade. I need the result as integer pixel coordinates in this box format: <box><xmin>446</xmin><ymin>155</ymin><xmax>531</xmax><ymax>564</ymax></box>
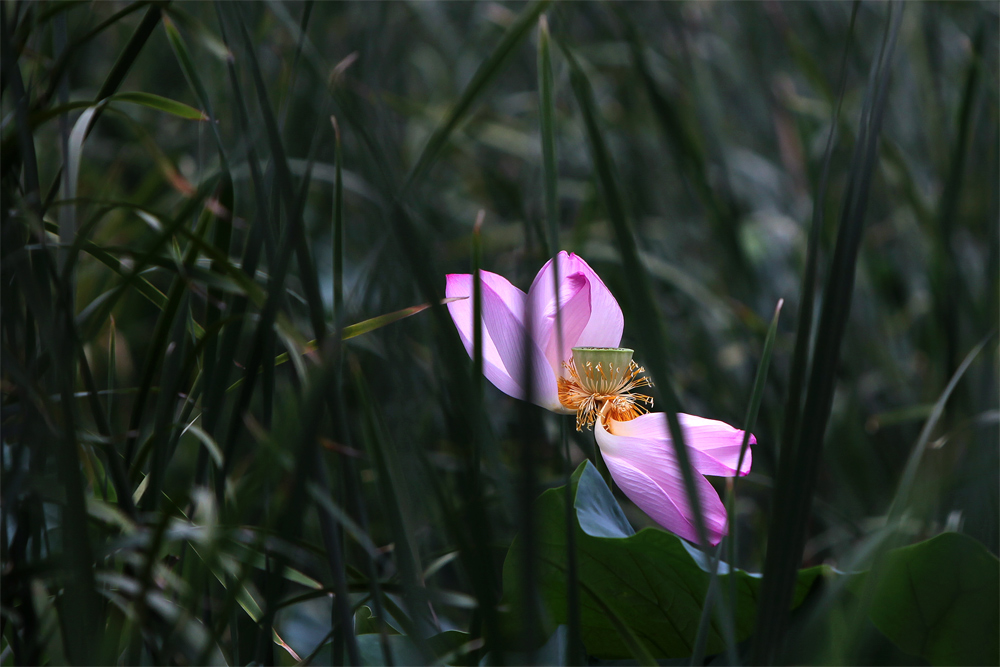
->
<box><xmin>109</xmin><ymin>91</ymin><xmax>209</xmax><ymax>120</ymax></box>
<box><xmin>617</xmin><ymin>9</ymin><xmax>747</xmax><ymax>283</ymax></box>
<box><xmin>401</xmin><ymin>0</ymin><xmax>551</xmax><ymax>196</ymax></box>
<box><xmin>930</xmin><ymin>24</ymin><xmax>985</xmax><ymax>396</ymax></box>
<box><xmin>332</xmin><ymin>116</ymin><xmax>345</xmax><ymax>324</ymax></box>
<box><xmin>691</xmin><ymin>299</ymin><xmax>784</xmax><ymax>665</ymax></box>
<box><xmin>124</xmin><ymin>184</ymin><xmax>221</xmax><ymax>469</ymax></box>
<box><xmin>538</xmin><ymin>15</ymin><xmax>583</xmax><ymax>665</ymax></box>
<box><xmin>751</xmin><ymin>6</ymin><xmax>904</xmax><ymax>663</ymax></box>
<box><xmin>887</xmin><ymin>335</ymin><xmax>992</xmax><ymax>523</ymax></box>
<box><xmin>94</xmin><ymin>3</ymin><xmax>163</xmax><ymax>102</ymax></box>
<box><xmin>778</xmin><ymin>0</ymin><xmax>859</xmax><ymax>472</ymax></box>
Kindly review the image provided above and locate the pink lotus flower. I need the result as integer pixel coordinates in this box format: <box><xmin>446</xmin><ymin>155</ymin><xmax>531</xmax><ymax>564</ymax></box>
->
<box><xmin>446</xmin><ymin>251</ymin><xmax>623</xmax><ymax>412</ymax></box>
<box><xmin>446</xmin><ymin>251</ymin><xmax>753</xmax><ymax>545</ymax></box>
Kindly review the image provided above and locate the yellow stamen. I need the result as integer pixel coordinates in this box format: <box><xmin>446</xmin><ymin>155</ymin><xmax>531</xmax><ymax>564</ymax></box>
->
<box><xmin>557</xmin><ymin>347</ymin><xmax>653</xmax><ymax>431</ymax></box>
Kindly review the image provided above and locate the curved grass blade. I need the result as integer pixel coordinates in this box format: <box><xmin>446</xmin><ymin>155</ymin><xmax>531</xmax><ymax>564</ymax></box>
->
<box><xmin>94</xmin><ymin>3</ymin><xmax>164</xmax><ymax>103</ymax></box>
<box><xmin>617</xmin><ymin>9</ymin><xmax>746</xmax><ymax>282</ymax></box>
<box><xmin>401</xmin><ymin>0</ymin><xmax>550</xmax><ymax>196</ymax></box>
<box><xmin>109</xmin><ymin>91</ymin><xmax>208</xmax><ymax>120</ymax></box>
<box><xmin>38</xmin><ymin>1</ymin><xmax>158</xmax><ymax>108</ymax></box>
<box><xmin>34</xmin><ymin>0</ymin><xmax>166</xmax><ymax>209</ymax></box>
<box><xmin>888</xmin><ymin>334</ymin><xmax>992</xmax><ymax>523</ymax></box>
<box><xmin>343</xmin><ymin>297</ymin><xmax>464</xmax><ymax>340</ymax></box>
<box><xmin>162</xmin><ymin>12</ymin><xmax>227</xmax><ymax>154</ymax></box>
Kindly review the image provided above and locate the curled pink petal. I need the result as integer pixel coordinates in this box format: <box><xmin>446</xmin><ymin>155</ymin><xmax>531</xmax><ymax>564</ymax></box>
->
<box><xmin>607</xmin><ymin>412</ymin><xmax>753</xmax><ymax>477</ymax></box>
<box><xmin>596</xmin><ymin>416</ymin><xmax>728</xmax><ymax>544</ymax></box>
<box><xmin>527</xmin><ymin>252</ymin><xmax>623</xmax><ymax>372</ymax></box>
<box><xmin>445</xmin><ymin>272</ymin><xmax>561</xmax><ymax>412</ymax></box>
<box><xmin>529</xmin><ymin>270</ymin><xmax>591</xmax><ymax>376</ymax></box>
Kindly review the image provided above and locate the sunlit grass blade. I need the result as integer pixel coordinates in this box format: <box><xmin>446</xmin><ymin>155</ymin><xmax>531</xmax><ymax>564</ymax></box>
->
<box><xmin>342</xmin><ymin>298</ymin><xmax>461</xmax><ymax>339</ymax></box>
<box><xmin>110</xmin><ymin>91</ymin><xmax>210</xmax><ymax>120</ymax></box>
<box><xmin>162</xmin><ymin>14</ymin><xmax>219</xmax><ymax>126</ymax></box>
<box><xmin>752</xmin><ymin>5</ymin><xmax>903</xmax><ymax>663</ymax></box>
<box><xmin>224</xmin><ymin>298</ymin><xmax>464</xmax><ymax>393</ymax></box>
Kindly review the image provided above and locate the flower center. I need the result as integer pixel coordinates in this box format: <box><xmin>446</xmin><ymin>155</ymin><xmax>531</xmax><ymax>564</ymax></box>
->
<box><xmin>557</xmin><ymin>347</ymin><xmax>653</xmax><ymax>431</ymax></box>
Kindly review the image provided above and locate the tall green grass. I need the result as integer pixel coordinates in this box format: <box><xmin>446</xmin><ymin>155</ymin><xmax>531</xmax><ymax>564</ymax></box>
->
<box><xmin>2</xmin><ymin>2</ymin><xmax>996</xmax><ymax>665</ymax></box>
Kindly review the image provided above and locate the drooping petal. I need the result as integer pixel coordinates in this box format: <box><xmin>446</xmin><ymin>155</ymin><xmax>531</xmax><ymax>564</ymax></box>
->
<box><xmin>596</xmin><ymin>416</ymin><xmax>729</xmax><ymax>545</ymax></box>
<box><xmin>445</xmin><ymin>272</ymin><xmax>561</xmax><ymax>411</ymax></box>
<box><xmin>606</xmin><ymin>412</ymin><xmax>753</xmax><ymax>477</ymax></box>
<box><xmin>527</xmin><ymin>252</ymin><xmax>624</xmax><ymax>372</ymax></box>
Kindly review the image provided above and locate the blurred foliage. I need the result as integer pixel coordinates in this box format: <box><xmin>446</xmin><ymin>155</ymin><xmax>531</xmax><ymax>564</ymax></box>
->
<box><xmin>1</xmin><ymin>1</ymin><xmax>997</xmax><ymax>664</ymax></box>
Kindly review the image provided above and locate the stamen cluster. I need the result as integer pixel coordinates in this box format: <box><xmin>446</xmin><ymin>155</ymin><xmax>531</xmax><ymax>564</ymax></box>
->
<box><xmin>557</xmin><ymin>358</ymin><xmax>653</xmax><ymax>431</ymax></box>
